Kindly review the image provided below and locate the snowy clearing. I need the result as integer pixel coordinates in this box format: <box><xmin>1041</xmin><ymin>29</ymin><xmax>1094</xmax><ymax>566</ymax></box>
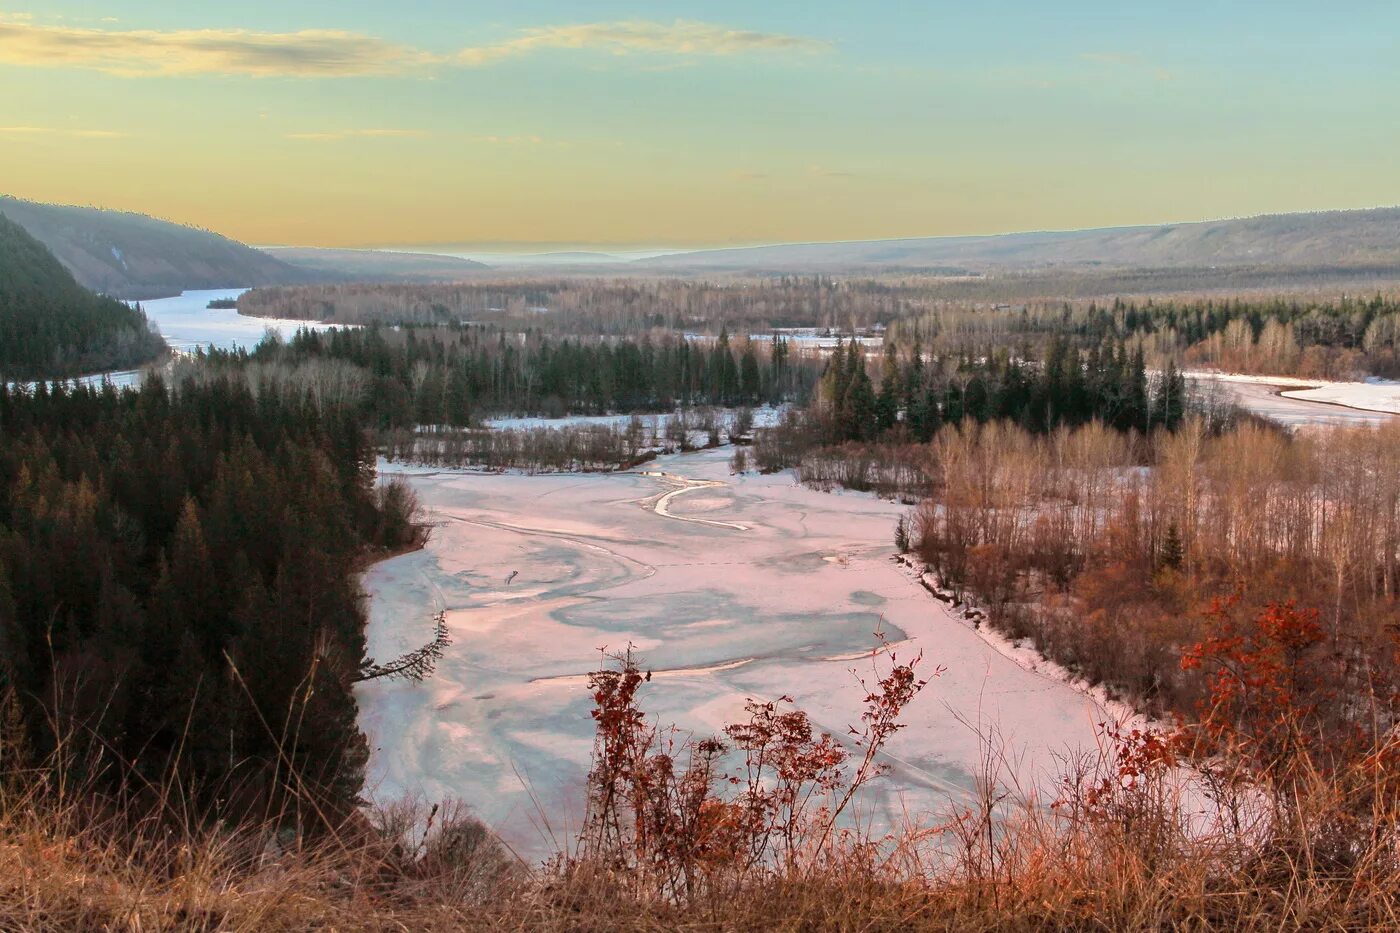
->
<box><xmin>1188</xmin><ymin>371</ymin><xmax>1398</xmax><ymax>429</ymax></box>
<box><xmin>358</xmin><ymin>447</ymin><xmax>1127</xmax><ymax>860</ymax></box>
<box><xmin>1282</xmin><ymin>380</ymin><xmax>1400</xmax><ymax>415</ymax></box>
<box><xmin>483</xmin><ymin>404</ymin><xmax>785</xmax><ymax>433</ymax></box>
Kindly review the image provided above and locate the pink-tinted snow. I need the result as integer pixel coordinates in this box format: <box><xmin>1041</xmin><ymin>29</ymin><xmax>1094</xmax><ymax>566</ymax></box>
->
<box><xmin>358</xmin><ymin>447</ymin><xmax>1125</xmax><ymax>859</ymax></box>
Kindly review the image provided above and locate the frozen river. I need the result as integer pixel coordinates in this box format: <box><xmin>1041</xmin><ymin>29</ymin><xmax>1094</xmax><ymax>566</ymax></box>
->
<box><xmin>358</xmin><ymin>447</ymin><xmax>1121</xmax><ymax>859</ymax></box>
<box><xmin>133</xmin><ymin>288</ymin><xmax>331</xmax><ymax>354</ymax></box>
<box><xmin>1189</xmin><ymin>372</ymin><xmax>1398</xmax><ymax>429</ymax></box>
<box><xmin>63</xmin><ymin>288</ymin><xmax>335</xmax><ymax>388</ymax></box>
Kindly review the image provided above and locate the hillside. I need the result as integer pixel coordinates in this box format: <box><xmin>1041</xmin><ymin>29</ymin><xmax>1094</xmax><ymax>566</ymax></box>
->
<box><xmin>641</xmin><ymin>207</ymin><xmax>1400</xmax><ymax>273</ymax></box>
<box><xmin>0</xmin><ymin>197</ymin><xmax>307</xmax><ymax>300</ymax></box>
<box><xmin>0</xmin><ymin>211</ymin><xmax>166</xmax><ymax>379</ymax></box>
<box><xmin>264</xmin><ymin>247</ymin><xmax>489</xmax><ymax>282</ymax></box>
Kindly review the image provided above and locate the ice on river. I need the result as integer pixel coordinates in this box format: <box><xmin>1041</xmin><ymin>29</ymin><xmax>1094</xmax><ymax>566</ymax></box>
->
<box><xmin>1188</xmin><ymin>371</ymin><xmax>1398</xmax><ymax>429</ymax></box>
<box><xmin>131</xmin><ymin>288</ymin><xmax>337</xmax><ymax>355</ymax></box>
<box><xmin>358</xmin><ymin>447</ymin><xmax>1120</xmax><ymax>860</ymax></box>
<box><xmin>21</xmin><ymin>289</ymin><xmax>343</xmax><ymax>389</ymax></box>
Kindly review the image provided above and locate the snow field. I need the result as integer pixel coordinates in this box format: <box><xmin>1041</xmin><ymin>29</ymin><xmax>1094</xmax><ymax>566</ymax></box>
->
<box><xmin>359</xmin><ymin>447</ymin><xmax>1124</xmax><ymax>859</ymax></box>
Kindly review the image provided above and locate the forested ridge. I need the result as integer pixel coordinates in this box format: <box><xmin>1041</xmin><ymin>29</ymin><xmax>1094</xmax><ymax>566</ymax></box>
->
<box><xmin>0</xmin><ymin>197</ymin><xmax>307</xmax><ymax>300</ymax></box>
<box><xmin>0</xmin><ymin>375</ymin><xmax>420</xmax><ymax>821</ymax></box>
<box><xmin>243</xmin><ymin>278</ymin><xmax>1400</xmax><ymax>379</ymax></box>
<box><xmin>0</xmin><ymin>212</ymin><xmax>166</xmax><ymax>380</ymax></box>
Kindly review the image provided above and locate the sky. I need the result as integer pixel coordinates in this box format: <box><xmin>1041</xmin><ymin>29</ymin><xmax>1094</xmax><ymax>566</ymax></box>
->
<box><xmin>2</xmin><ymin>1</ymin><xmax>1398</xmax><ymax>250</ymax></box>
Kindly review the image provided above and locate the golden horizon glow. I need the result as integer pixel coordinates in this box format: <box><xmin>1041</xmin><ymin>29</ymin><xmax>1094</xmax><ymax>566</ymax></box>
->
<box><xmin>3</xmin><ymin>4</ymin><xmax>1398</xmax><ymax>249</ymax></box>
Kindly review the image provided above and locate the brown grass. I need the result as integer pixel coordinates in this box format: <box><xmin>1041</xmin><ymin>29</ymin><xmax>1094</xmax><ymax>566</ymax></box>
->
<box><xmin>5</xmin><ymin>773</ymin><xmax>1399</xmax><ymax>931</ymax></box>
<box><xmin>6</xmin><ymin>622</ymin><xmax>1400</xmax><ymax>932</ymax></box>
<box><xmin>6</xmin><ymin>728</ymin><xmax>1400</xmax><ymax>930</ymax></box>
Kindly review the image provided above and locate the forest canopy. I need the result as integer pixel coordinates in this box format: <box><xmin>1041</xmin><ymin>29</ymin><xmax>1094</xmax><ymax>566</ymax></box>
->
<box><xmin>0</xmin><ymin>375</ymin><xmax>421</xmax><ymax>821</ymax></box>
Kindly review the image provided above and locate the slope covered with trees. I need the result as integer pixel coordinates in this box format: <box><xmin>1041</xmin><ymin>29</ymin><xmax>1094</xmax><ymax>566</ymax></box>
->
<box><xmin>0</xmin><ymin>197</ymin><xmax>308</xmax><ymax>300</ymax></box>
<box><xmin>0</xmin><ymin>212</ymin><xmax>166</xmax><ymax>380</ymax></box>
<box><xmin>0</xmin><ymin>374</ymin><xmax>421</xmax><ymax>822</ymax></box>
<box><xmin>263</xmin><ymin>247</ymin><xmax>489</xmax><ymax>282</ymax></box>
<box><xmin>641</xmin><ymin>207</ymin><xmax>1400</xmax><ymax>272</ymax></box>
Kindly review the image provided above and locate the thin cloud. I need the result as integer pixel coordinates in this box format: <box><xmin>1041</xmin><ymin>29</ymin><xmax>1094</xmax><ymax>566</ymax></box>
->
<box><xmin>0</xmin><ymin>17</ymin><xmax>441</xmax><ymax>77</ymax></box>
<box><xmin>730</xmin><ymin>169</ymin><xmax>770</xmax><ymax>180</ymax></box>
<box><xmin>0</xmin><ymin>15</ymin><xmax>826</xmax><ymax>78</ymax></box>
<box><xmin>0</xmin><ymin>124</ymin><xmax>126</xmax><ymax>138</ymax></box>
<box><xmin>808</xmin><ymin>165</ymin><xmax>855</xmax><ymax>178</ymax></box>
<box><xmin>475</xmin><ymin>134</ymin><xmax>545</xmax><ymax>145</ymax></box>
<box><xmin>285</xmin><ymin>128</ymin><xmax>427</xmax><ymax>141</ymax></box>
<box><xmin>457</xmin><ymin>20</ymin><xmax>831</xmax><ymax>66</ymax></box>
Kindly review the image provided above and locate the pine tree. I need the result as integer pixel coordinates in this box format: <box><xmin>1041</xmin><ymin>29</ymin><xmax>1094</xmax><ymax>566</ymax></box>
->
<box><xmin>1159</xmin><ymin>521</ymin><xmax>1185</xmax><ymax>571</ymax></box>
<box><xmin>900</xmin><ymin>337</ymin><xmax>924</xmax><ymax>413</ymax></box>
<box><xmin>1154</xmin><ymin>360</ymin><xmax>1186</xmax><ymax>429</ymax></box>
<box><xmin>1125</xmin><ymin>346</ymin><xmax>1150</xmax><ymax>432</ymax></box>
<box><xmin>739</xmin><ymin>342</ymin><xmax>762</xmax><ymax>402</ymax></box>
<box><xmin>842</xmin><ymin>347</ymin><xmax>877</xmax><ymax>442</ymax></box>
<box><xmin>875</xmin><ymin>343</ymin><xmax>899</xmax><ymax>434</ymax></box>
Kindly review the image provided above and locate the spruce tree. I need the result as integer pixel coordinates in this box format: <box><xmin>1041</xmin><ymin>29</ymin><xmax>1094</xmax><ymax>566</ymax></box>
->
<box><xmin>875</xmin><ymin>343</ymin><xmax>899</xmax><ymax>434</ymax></box>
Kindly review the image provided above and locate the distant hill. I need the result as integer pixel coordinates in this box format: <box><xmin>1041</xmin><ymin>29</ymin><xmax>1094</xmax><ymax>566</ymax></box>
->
<box><xmin>0</xmin><ymin>211</ymin><xmax>166</xmax><ymax>379</ymax></box>
<box><xmin>263</xmin><ymin>247</ymin><xmax>488</xmax><ymax>282</ymax></box>
<box><xmin>515</xmin><ymin>251</ymin><xmax>625</xmax><ymax>265</ymax></box>
<box><xmin>0</xmin><ymin>197</ymin><xmax>308</xmax><ymax>300</ymax></box>
<box><xmin>640</xmin><ymin>208</ymin><xmax>1400</xmax><ymax>273</ymax></box>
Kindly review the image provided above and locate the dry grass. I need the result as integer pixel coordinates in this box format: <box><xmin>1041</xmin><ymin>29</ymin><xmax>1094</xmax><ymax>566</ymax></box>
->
<box><xmin>5</xmin><ymin>742</ymin><xmax>1400</xmax><ymax>932</ymax></box>
<box><xmin>6</xmin><ymin>619</ymin><xmax>1400</xmax><ymax>932</ymax></box>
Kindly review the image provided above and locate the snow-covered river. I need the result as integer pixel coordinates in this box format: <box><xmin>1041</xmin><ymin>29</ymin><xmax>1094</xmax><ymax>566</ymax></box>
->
<box><xmin>1190</xmin><ymin>371</ymin><xmax>1400</xmax><ymax>429</ymax></box>
<box><xmin>65</xmin><ymin>288</ymin><xmax>335</xmax><ymax>388</ymax></box>
<box><xmin>357</xmin><ymin>447</ymin><xmax>1127</xmax><ymax>859</ymax></box>
<box><xmin>133</xmin><ymin>288</ymin><xmax>331</xmax><ymax>354</ymax></box>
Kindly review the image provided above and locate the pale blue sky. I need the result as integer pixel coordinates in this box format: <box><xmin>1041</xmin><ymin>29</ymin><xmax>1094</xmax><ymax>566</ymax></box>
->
<box><xmin>2</xmin><ymin>1</ymin><xmax>1396</xmax><ymax>247</ymax></box>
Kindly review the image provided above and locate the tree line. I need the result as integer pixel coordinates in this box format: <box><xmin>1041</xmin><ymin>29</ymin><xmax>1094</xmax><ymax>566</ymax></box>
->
<box><xmin>890</xmin><ymin>292</ymin><xmax>1400</xmax><ymax>379</ymax></box>
<box><xmin>825</xmin><ymin>335</ymin><xmax>1186</xmax><ymax>444</ymax></box>
<box><xmin>236</xmin><ymin>277</ymin><xmax>914</xmax><ymax>335</ymax></box>
<box><xmin>241</xmin><ymin>278</ymin><xmax>1400</xmax><ymax>381</ymax></box>
<box><xmin>198</xmin><ymin>324</ymin><xmax>821</xmax><ymax>426</ymax></box>
<box><xmin>753</xmin><ymin>335</ymin><xmax>1192</xmax><ymax>476</ymax></box>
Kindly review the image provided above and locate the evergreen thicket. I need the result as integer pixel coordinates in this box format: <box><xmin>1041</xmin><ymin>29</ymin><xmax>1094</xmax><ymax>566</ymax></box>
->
<box><xmin>0</xmin><ymin>375</ymin><xmax>420</xmax><ymax>821</ymax></box>
<box><xmin>0</xmin><ymin>212</ymin><xmax>166</xmax><ymax>379</ymax></box>
<box><xmin>813</xmin><ymin>335</ymin><xmax>1185</xmax><ymax>448</ymax></box>
<box><xmin>203</xmin><ymin>324</ymin><xmax>819</xmax><ymax>426</ymax></box>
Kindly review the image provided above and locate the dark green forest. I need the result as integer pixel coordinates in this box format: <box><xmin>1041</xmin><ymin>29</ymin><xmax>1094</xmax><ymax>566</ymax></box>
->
<box><xmin>0</xmin><ymin>375</ymin><xmax>420</xmax><ymax>821</ymax></box>
<box><xmin>816</xmin><ymin>335</ymin><xmax>1186</xmax><ymax>446</ymax></box>
<box><xmin>0</xmin><ymin>212</ymin><xmax>167</xmax><ymax>380</ymax></box>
